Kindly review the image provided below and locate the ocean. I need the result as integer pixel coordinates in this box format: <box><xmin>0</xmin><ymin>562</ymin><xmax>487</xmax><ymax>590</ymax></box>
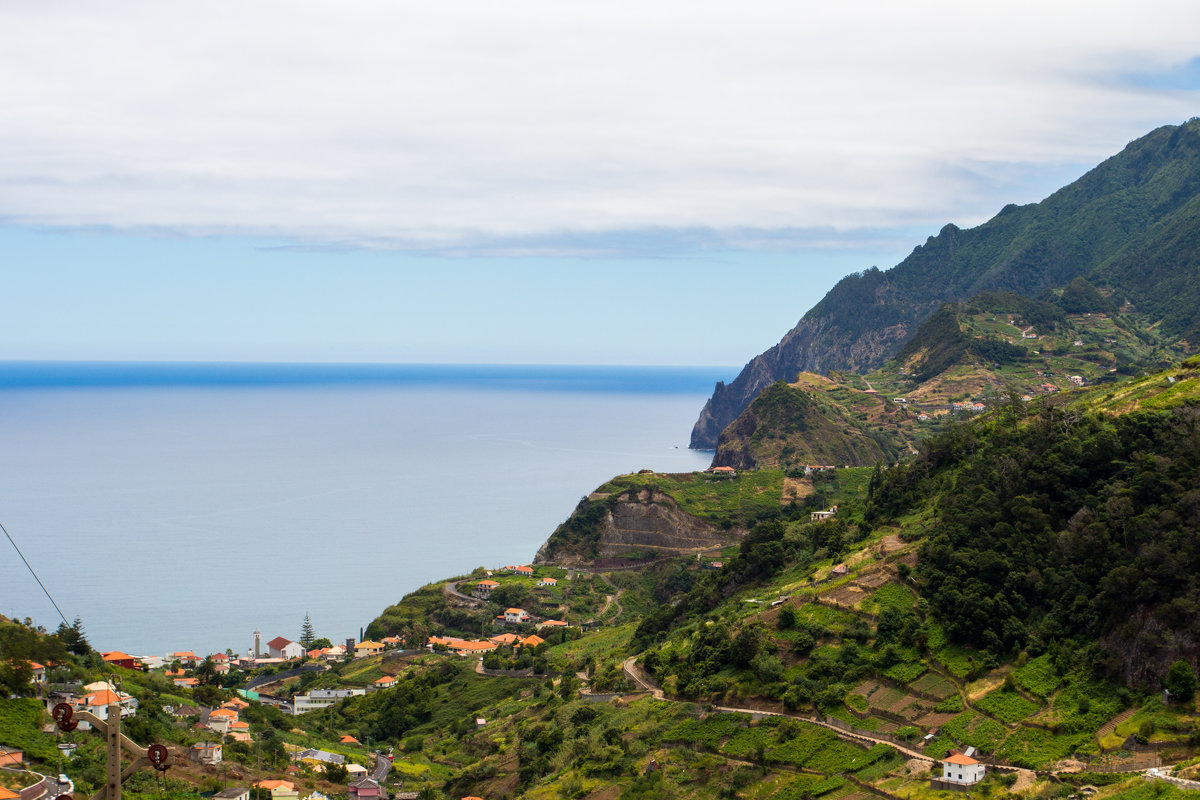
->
<box><xmin>0</xmin><ymin>362</ymin><xmax>725</xmax><ymax>658</ymax></box>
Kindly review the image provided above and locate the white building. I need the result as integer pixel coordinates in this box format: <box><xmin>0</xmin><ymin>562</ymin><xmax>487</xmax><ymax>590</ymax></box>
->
<box><xmin>266</xmin><ymin>636</ymin><xmax>306</xmax><ymax>660</ymax></box>
<box><xmin>941</xmin><ymin>753</ymin><xmax>985</xmax><ymax>785</ymax></box>
<box><xmin>291</xmin><ymin>689</ymin><xmax>365</xmax><ymax>715</ymax></box>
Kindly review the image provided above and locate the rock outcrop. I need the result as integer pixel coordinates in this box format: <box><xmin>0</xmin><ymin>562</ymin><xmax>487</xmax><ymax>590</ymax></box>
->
<box><xmin>535</xmin><ymin>488</ymin><xmax>737</xmax><ymax>565</ymax></box>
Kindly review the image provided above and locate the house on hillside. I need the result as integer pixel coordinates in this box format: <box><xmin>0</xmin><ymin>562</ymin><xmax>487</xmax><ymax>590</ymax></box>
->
<box><xmin>452</xmin><ymin>640</ymin><xmax>498</xmax><ymax>657</ymax></box>
<box><xmin>255</xmin><ymin>781</ymin><xmax>299</xmax><ymax>800</ymax></box>
<box><xmin>212</xmin><ymin>788</ymin><xmax>249</xmax><ymax>800</ymax></box>
<box><xmin>205</xmin><ymin>707</ymin><xmax>238</xmax><ymax>734</ymax></box>
<box><xmin>347</xmin><ymin>777</ymin><xmax>385</xmax><ymax>800</ymax></box>
<box><xmin>537</xmin><ymin>620</ymin><xmax>568</xmax><ymax>631</ymax></box>
<box><xmin>474</xmin><ymin>580</ymin><xmax>499</xmax><ymax>599</ymax></box>
<box><xmin>503</xmin><ymin>608</ymin><xmax>531</xmax><ymax>624</ymax></box>
<box><xmin>266</xmin><ymin>637</ymin><xmax>306</xmax><ymax>660</ymax></box>
<box><xmin>938</xmin><ymin>753</ymin><xmax>985</xmax><ymax>786</ymax></box>
<box><xmin>811</xmin><ymin>506</ymin><xmax>838</xmax><ymax>522</ymax></box>
<box><xmin>291</xmin><ymin>689</ymin><xmax>365</xmax><ymax>715</ymax></box>
<box><xmin>515</xmin><ymin>565</ymin><xmax>534</xmax><ymax>576</ymax></box>
<box><xmin>101</xmin><ymin>651</ymin><xmax>140</xmax><ymax>670</ymax></box>
<box><xmin>536</xmin><ymin>577</ymin><xmax>558</xmax><ymax>588</ymax></box>
<box><xmin>705</xmin><ymin>466</ymin><xmax>736</xmax><ymax>477</ymax></box>
<box><xmin>373</xmin><ymin>675</ymin><xmax>396</xmax><ymax>689</ymax></box>
<box><xmin>191</xmin><ymin>742</ymin><xmax>222</xmax><ymax>765</ymax></box>
<box><xmin>296</xmin><ymin>749</ymin><xmax>346</xmax><ymax>769</ymax></box>
<box><xmin>171</xmin><ymin>651</ymin><xmax>199</xmax><ymax>667</ymax></box>
<box><xmin>74</xmin><ymin>689</ymin><xmax>138</xmax><ymax>719</ymax></box>
<box><xmin>354</xmin><ymin>641</ymin><xmax>383</xmax><ymax>658</ymax></box>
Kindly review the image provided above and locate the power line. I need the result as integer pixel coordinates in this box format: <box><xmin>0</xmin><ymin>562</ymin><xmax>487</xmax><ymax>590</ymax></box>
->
<box><xmin>2</xmin><ymin>519</ymin><xmax>69</xmax><ymax>627</ymax></box>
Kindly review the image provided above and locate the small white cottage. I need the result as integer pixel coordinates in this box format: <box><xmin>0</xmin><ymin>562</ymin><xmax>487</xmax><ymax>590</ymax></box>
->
<box><xmin>941</xmin><ymin>752</ymin><xmax>985</xmax><ymax>785</ymax></box>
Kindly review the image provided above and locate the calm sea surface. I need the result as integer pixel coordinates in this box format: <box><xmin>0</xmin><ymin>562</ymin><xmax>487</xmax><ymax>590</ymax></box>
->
<box><xmin>0</xmin><ymin>362</ymin><xmax>724</xmax><ymax>657</ymax></box>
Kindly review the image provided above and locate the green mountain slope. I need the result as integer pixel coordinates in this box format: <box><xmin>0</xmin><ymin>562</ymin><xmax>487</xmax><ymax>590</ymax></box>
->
<box><xmin>709</xmin><ymin>289</ymin><xmax>1182</xmax><ymax>470</ymax></box>
<box><xmin>692</xmin><ymin>119</ymin><xmax>1200</xmax><ymax>448</ymax></box>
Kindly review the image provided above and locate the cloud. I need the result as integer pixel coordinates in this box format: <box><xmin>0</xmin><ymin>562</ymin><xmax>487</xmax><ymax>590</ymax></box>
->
<box><xmin>0</xmin><ymin>1</ymin><xmax>1197</xmax><ymax>253</ymax></box>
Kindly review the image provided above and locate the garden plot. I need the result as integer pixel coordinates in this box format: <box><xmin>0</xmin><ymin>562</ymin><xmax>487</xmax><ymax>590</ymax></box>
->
<box><xmin>853</xmin><ymin>683</ymin><xmax>928</xmax><ymax>720</ymax></box>
<box><xmin>911</xmin><ymin>672</ymin><xmax>958</xmax><ymax>700</ymax></box>
<box><xmin>820</xmin><ymin>571</ymin><xmax>890</xmax><ymax>609</ymax></box>
<box><xmin>916</xmin><ymin>711</ymin><xmax>959</xmax><ymax>728</ymax></box>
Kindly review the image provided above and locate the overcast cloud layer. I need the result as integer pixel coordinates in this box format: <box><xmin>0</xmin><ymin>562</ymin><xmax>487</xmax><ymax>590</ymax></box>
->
<box><xmin>1</xmin><ymin>2</ymin><xmax>1198</xmax><ymax>253</ymax></box>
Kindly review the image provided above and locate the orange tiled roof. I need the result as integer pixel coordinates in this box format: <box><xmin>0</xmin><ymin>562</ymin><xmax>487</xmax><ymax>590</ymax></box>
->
<box><xmin>255</xmin><ymin>780</ymin><xmax>294</xmax><ymax>790</ymax></box>
<box><xmin>83</xmin><ymin>689</ymin><xmax>123</xmax><ymax>706</ymax></box>
<box><xmin>520</xmin><ymin>635</ymin><xmax>545</xmax><ymax>648</ymax></box>
<box><xmin>455</xmin><ymin>641</ymin><xmax>498</xmax><ymax>652</ymax></box>
<box><xmin>943</xmin><ymin>753</ymin><xmax>979</xmax><ymax>765</ymax></box>
<box><xmin>489</xmin><ymin>633</ymin><xmax>519</xmax><ymax>645</ymax></box>
<box><xmin>102</xmin><ymin>651</ymin><xmax>137</xmax><ymax>662</ymax></box>
<box><xmin>209</xmin><ymin>708</ymin><xmax>238</xmax><ymax>718</ymax></box>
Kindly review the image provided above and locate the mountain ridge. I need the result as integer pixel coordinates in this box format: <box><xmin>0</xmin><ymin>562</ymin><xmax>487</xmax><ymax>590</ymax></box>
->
<box><xmin>691</xmin><ymin>119</ymin><xmax>1200</xmax><ymax>448</ymax></box>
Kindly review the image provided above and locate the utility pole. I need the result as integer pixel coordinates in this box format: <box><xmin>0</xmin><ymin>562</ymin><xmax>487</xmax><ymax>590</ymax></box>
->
<box><xmin>52</xmin><ymin>702</ymin><xmax>170</xmax><ymax>800</ymax></box>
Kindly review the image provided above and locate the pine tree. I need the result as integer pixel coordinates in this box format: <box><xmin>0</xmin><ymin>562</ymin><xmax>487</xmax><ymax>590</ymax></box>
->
<box><xmin>300</xmin><ymin>613</ymin><xmax>315</xmax><ymax>648</ymax></box>
<box><xmin>55</xmin><ymin>616</ymin><xmax>91</xmax><ymax>656</ymax></box>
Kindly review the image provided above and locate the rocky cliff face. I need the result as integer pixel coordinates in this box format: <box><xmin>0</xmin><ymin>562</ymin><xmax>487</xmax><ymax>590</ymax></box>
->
<box><xmin>535</xmin><ymin>488</ymin><xmax>738</xmax><ymax>565</ymax></box>
<box><xmin>691</xmin><ymin>309</ymin><xmax>921</xmax><ymax>449</ymax></box>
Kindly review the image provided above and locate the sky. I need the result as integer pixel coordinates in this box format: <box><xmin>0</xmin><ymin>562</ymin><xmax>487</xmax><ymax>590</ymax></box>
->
<box><xmin>2</xmin><ymin>1</ymin><xmax>1199</xmax><ymax>367</ymax></box>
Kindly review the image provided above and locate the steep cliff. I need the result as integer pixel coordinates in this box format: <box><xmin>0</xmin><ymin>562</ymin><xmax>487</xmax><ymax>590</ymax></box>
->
<box><xmin>535</xmin><ymin>487</ymin><xmax>737</xmax><ymax>565</ymax></box>
<box><xmin>691</xmin><ymin>120</ymin><xmax>1200</xmax><ymax>448</ymax></box>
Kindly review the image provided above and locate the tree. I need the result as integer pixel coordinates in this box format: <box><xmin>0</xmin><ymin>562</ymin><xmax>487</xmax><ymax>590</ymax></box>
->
<box><xmin>300</xmin><ymin>614</ymin><xmax>316</xmax><ymax>648</ymax></box>
<box><xmin>55</xmin><ymin>617</ymin><xmax>91</xmax><ymax>655</ymax></box>
<box><xmin>1165</xmin><ymin>660</ymin><xmax>1197</xmax><ymax>703</ymax></box>
<box><xmin>310</xmin><ymin>638</ymin><xmax>332</xmax><ymax>650</ymax></box>
<box><xmin>194</xmin><ymin>656</ymin><xmax>219</xmax><ymax>686</ymax></box>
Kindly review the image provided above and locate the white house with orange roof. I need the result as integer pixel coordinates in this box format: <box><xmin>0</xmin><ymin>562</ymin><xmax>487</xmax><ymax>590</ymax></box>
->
<box><xmin>536</xmin><ymin>577</ymin><xmax>558</xmax><ymax>588</ymax></box>
<box><xmin>206</xmin><ymin>707</ymin><xmax>238</xmax><ymax>733</ymax></box>
<box><xmin>373</xmin><ymin>675</ymin><xmax>397</xmax><ymax>688</ymax></box>
<box><xmin>75</xmin><ymin>689</ymin><xmax>138</xmax><ymax>719</ymax></box>
<box><xmin>28</xmin><ymin>661</ymin><xmax>46</xmax><ymax>686</ymax></box>
<box><xmin>514</xmin><ymin>565</ymin><xmax>534</xmax><ymax>576</ymax></box>
<box><xmin>474</xmin><ymin>579</ymin><xmax>499</xmax><ymax>599</ymax></box>
<box><xmin>503</xmin><ymin>608</ymin><xmax>530</xmax><ymax>624</ymax></box>
<box><xmin>940</xmin><ymin>752</ymin><xmax>985</xmax><ymax>785</ymax></box>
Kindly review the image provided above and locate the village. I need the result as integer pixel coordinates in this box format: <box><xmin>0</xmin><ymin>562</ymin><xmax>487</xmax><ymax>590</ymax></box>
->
<box><xmin>0</xmin><ymin>561</ymin><xmax>609</xmax><ymax>800</ymax></box>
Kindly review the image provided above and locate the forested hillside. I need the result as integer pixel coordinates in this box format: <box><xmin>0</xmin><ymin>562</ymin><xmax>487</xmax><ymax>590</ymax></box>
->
<box><xmin>692</xmin><ymin>119</ymin><xmax>1200</xmax><ymax>448</ymax></box>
